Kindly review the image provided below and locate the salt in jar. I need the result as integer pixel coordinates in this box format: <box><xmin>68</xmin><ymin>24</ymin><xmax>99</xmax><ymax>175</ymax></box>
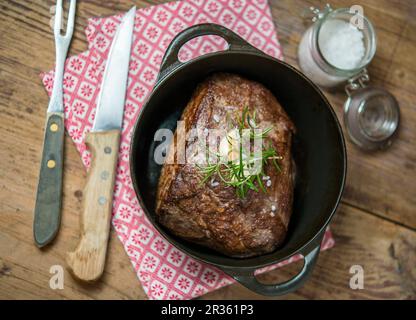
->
<box><xmin>298</xmin><ymin>6</ymin><xmax>376</xmax><ymax>89</ymax></box>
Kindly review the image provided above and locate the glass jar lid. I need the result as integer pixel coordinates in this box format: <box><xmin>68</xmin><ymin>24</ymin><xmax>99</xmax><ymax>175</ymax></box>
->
<box><xmin>344</xmin><ymin>86</ymin><xmax>400</xmax><ymax>150</ymax></box>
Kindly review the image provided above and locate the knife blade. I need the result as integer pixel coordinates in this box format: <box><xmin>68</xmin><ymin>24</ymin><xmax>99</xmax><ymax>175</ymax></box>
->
<box><xmin>66</xmin><ymin>6</ymin><xmax>136</xmax><ymax>281</ymax></box>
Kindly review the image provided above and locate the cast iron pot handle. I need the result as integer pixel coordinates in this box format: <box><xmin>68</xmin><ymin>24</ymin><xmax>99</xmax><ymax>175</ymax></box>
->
<box><xmin>157</xmin><ymin>23</ymin><xmax>261</xmax><ymax>82</ymax></box>
<box><xmin>221</xmin><ymin>238</ymin><xmax>323</xmax><ymax>296</ymax></box>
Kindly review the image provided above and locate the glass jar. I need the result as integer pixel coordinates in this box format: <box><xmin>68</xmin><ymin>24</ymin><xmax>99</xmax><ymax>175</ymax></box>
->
<box><xmin>343</xmin><ymin>70</ymin><xmax>400</xmax><ymax>150</ymax></box>
<box><xmin>298</xmin><ymin>6</ymin><xmax>377</xmax><ymax>89</ymax></box>
<box><xmin>297</xmin><ymin>5</ymin><xmax>400</xmax><ymax>151</ymax></box>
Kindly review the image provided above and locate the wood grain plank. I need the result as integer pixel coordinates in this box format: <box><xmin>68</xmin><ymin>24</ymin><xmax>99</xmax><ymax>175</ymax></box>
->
<box><xmin>0</xmin><ymin>0</ymin><xmax>415</xmax><ymax>300</ymax></box>
<box><xmin>202</xmin><ymin>204</ymin><xmax>416</xmax><ymax>300</ymax></box>
<box><xmin>2</xmin><ymin>201</ymin><xmax>414</xmax><ymax>299</ymax></box>
<box><xmin>271</xmin><ymin>0</ymin><xmax>416</xmax><ymax>229</ymax></box>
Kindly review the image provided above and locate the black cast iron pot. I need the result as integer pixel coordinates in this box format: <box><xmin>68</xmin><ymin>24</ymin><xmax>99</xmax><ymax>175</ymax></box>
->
<box><xmin>130</xmin><ymin>24</ymin><xmax>347</xmax><ymax>296</ymax></box>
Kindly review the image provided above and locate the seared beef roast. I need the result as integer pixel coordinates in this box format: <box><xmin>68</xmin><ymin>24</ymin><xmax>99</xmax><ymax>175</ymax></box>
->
<box><xmin>156</xmin><ymin>73</ymin><xmax>295</xmax><ymax>257</ymax></box>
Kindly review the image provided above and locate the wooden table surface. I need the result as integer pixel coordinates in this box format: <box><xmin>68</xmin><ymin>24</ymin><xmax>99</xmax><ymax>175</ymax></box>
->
<box><xmin>0</xmin><ymin>0</ymin><xmax>415</xmax><ymax>300</ymax></box>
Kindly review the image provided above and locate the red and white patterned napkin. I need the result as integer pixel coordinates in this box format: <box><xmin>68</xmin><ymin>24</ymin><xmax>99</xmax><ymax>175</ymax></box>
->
<box><xmin>41</xmin><ymin>0</ymin><xmax>335</xmax><ymax>300</ymax></box>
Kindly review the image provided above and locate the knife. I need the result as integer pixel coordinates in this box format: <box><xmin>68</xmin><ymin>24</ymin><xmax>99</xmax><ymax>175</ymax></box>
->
<box><xmin>34</xmin><ymin>0</ymin><xmax>76</xmax><ymax>247</ymax></box>
<box><xmin>66</xmin><ymin>6</ymin><xmax>136</xmax><ymax>281</ymax></box>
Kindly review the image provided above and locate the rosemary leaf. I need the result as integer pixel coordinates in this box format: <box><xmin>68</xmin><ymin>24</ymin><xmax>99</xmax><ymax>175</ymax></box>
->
<box><xmin>198</xmin><ymin>106</ymin><xmax>282</xmax><ymax>198</ymax></box>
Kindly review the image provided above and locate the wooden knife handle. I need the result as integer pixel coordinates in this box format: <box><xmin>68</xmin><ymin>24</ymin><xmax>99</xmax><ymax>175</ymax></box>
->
<box><xmin>33</xmin><ymin>112</ymin><xmax>65</xmax><ymax>247</ymax></box>
<box><xmin>67</xmin><ymin>130</ymin><xmax>120</xmax><ymax>281</ymax></box>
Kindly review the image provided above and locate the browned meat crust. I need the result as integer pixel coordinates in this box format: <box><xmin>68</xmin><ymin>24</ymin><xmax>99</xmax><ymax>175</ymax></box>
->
<box><xmin>156</xmin><ymin>73</ymin><xmax>295</xmax><ymax>258</ymax></box>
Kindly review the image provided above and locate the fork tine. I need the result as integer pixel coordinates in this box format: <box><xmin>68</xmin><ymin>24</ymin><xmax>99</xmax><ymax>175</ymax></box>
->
<box><xmin>65</xmin><ymin>0</ymin><xmax>76</xmax><ymax>38</ymax></box>
<box><xmin>54</xmin><ymin>0</ymin><xmax>63</xmax><ymax>37</ymax></box>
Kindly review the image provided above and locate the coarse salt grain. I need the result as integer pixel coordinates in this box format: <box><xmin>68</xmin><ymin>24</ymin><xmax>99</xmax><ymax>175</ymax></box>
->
<box><xmin>266</xmin><ymin>180</ymin><xmax>272</xmax><ymax>187</ymax></box>
<box><xmin>318</xmin><ymin>20</ymin><xmax>365</xmax><ymax>70</ymax></box>
<box><xmin>213</xmin><ymin>114</ymin><xmax>220</xmax><ymax>123</ymax></box>
<box><xmin>271</xmin><ymin>205</ymin><xmax>276</xmax><ymax>211</ymax></box>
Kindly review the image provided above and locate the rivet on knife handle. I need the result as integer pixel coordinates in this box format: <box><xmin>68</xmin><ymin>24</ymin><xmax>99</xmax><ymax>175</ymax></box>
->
<box><xmin>66</xmin><ymin>130</ymin><xmax>120</xmax><ymax>281</ymax></box>
<box><xmin>33</xmin><ymin>112</ymin><xmax>65</xmax><ymax>247</ymax></box>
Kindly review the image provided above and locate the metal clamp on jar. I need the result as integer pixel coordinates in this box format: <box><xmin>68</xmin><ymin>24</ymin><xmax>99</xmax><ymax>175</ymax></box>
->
<box><xmin>297</xmin><ymin>4</ymin><xmax>400</xmax><ymax>151</ymax></box>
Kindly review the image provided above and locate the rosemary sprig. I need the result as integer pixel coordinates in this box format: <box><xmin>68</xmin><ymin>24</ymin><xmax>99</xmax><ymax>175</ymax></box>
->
<box><xmin>198</xmin><ymin>106</ymin><xmax>283</xmax><ymax>198</ymax></box>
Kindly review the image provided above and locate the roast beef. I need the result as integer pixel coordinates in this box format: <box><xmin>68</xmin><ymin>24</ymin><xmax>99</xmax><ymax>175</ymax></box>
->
<box><xmin>156</xmin><ymin>73</ymin><xmax>295</xmax><ymax>258</ymax></box>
